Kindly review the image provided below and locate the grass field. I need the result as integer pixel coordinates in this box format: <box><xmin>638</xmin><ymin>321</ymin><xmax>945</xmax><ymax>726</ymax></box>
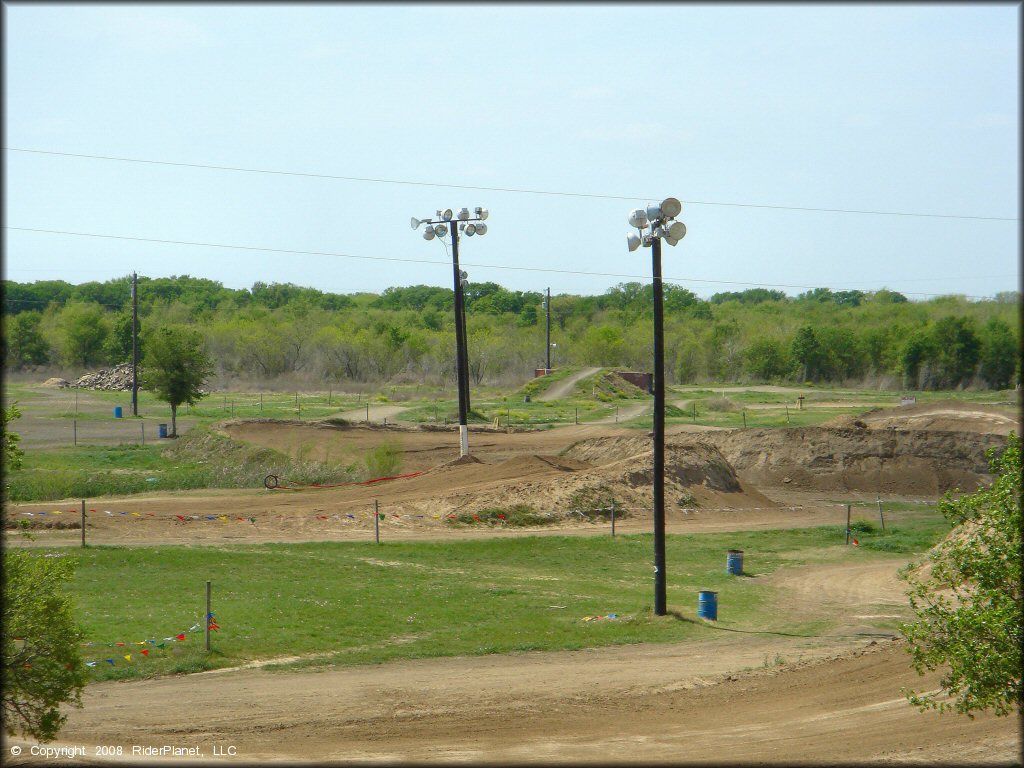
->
<box><xmin>24</xmin><ymin>504</ymin><xmax>948</xmax><ymax>683</ymax></box>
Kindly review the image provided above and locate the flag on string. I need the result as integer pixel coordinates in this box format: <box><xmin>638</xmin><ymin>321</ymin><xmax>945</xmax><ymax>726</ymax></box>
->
<box><xmin>176</xmin><ymin>633</ymin><xmax>186</xmax><ymax>641</ymax></box>
<box><xmin>141</xmin><ymin>650</ymin><xmax>149</xmax><ymax>657</ymax></box>
<box><xmin>123</xmin><ymin>654</ymin><xmax>131</xmax><ymax>662</ymax></box>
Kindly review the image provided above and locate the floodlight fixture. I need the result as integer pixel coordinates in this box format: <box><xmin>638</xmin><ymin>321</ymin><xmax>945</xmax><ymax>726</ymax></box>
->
<box><xmin>628</xmin><ymin>208</ymin><xmax>649</xmax><ymax>229</ymax></box>
<box><xmin>411</xmin><ymin>217</ymin><xmax>422</xmax><ymax>229</ymax></box>
<box><xmin>423</xmin><ymin>227</ymin><xmax>436</xmax><ymax>241</ymax></box>
<box><xmin>458</xmin><ymin>207</ymin><xmax>471</xmax><ymax>221</ymax></box>
<box><xmin>667</xmin><ymin>221</ymin><xmax>687</xmax><ymax>241</ymax></box>
<box><xmin>465</xmin><ymin>223</ymin><xmax>477</xmax><ymax>235</ymax></box>
<box><xmin>434</xmin><ymin>224</ymin><xmax>448</xmax><ymax>237</ymax></box>
<box><xmin>645</xmin><ymin>203</ymin><xmax>663</xmax><ymax>222</ymax></box>
<box><xmin>475</xmin><ymin>222</ymin><xmax>487</xmax><ymax>235</ymax></box>
<box><xmin>459</xmin><ymin>270</ymin><xmax>468</xmax><ymax>280</ymax></box>
<box><xmin>442</xmin><ymin>208</ymin><xmax>454</xmax><ymax>221</ymax></box>
<box><xmin>475</xmin><ymin>206</ymin><xmax>489</xmax><ymax>220</ymax></box>
<box><xmin>660</xmin><ymin>197</ymin><xmax>682</xmax><ymax>219</ymax></box>
<box><xmin>627</xmin><ymin>232</ymin><xmax>642</xmax><ymax>252</ymax></box>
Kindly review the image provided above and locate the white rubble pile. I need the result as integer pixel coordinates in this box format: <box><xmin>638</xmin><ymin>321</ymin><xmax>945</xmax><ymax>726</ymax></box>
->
<box><xmin>73</xmin><ymin>363</ymin><xmax>141</xmax><ymax>391</ymax></box>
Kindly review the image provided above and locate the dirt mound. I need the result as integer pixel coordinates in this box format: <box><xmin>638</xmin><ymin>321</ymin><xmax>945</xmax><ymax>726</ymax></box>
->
<box><xmin>561</xmin><ymin>435</ymin><xmax>778</xmax><ymax>511</ymax></box>
<box><xmin>40</xmin><ymin>377</ymin><xmax>71</xmax><ymax>388</ymax></box>
<box><xmin>826</xmin><ymin>400</ymin><xmax>1019</xmax><ymax>435</ymax></box>
<box><xmin>700</xmin><ymin>426</ymin><xmax>1007</xmax><ymax>495</ymax></box>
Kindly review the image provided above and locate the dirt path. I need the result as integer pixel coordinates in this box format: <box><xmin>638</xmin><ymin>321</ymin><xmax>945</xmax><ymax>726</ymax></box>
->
<box><xmin>334</xmin><ymin>404</ymin><xmax>410</xmax><ymax>423</ymax></box>
<box><xmin>537</xmin><ymin>367</ymin><xmax>601</xmax><ymax>401</ymax></box>
<box><xmin>6</xmin><ymin>638</ymin><xmax>1016</xmax><ymax>764</ymax></box>
<box><xmin>591</xmin><ymin>401</ymin><xmax>649</xmax><ymax>424</ymax></box>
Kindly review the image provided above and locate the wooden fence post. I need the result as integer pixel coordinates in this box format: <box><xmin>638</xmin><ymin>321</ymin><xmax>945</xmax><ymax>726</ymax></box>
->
<box><xmin>205</xmin><ymin>581</ymin><xmax>212</xmax><ymax>653</ymax></box>
<box><xmin>81</xmin><ymin>499</ymin><xmax>86</xmax><ymax>548</ymax></box>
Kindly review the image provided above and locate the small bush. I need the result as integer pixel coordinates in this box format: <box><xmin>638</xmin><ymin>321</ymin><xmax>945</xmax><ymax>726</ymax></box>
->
<box><xmin>447</xmin><ymin>505</ymin><xmax>556</xmax><ymax>527</ymax></box>
<box><xmin>705</xmin><ymin>397</ymin><xmax>740</xmax><ymax>412</ymax></box>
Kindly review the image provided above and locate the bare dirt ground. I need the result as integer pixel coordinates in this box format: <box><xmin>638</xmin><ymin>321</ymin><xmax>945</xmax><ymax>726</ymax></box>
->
<box><xmin>4</xmin><ymin>400</ymin><xmax>1020</xmax><ymax>763</ymax></box>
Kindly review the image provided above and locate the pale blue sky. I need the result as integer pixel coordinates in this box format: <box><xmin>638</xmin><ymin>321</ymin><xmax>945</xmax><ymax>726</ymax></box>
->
<box><xmin>3</xmin><ymin>2</ymin><xmax>1020</xmax><ymax>299</ymax></box>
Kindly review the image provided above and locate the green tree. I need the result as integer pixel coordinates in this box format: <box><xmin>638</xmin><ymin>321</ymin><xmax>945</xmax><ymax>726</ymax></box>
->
<box><xmin>3</xmin><ymin>550</ymin><xmax>88</xmax><ymax>743</ymax></box>
<box><xmin>928</xmin><ymin>316</ymin><xmax>981</xmax><ymax>389</ymax></box>
<box><xmin>900</xmin><ymin>328</ymin><xmax>937</xmax><ymax>389</ymax></box>
<box><xmin>4</xmin><ymin>311</ymin><xmax>50</xmax><ymax>367</ymax></box>
<box><xmin>102</xmin><ymin>309</ymin><xmax>138</xmax><ymax>364</ymax></box>
<box><xmin>2</xmin><ymin>403</ymin><xmax>24</xmax><ymax>499</ymax></box>
<box><xmin>900</xmin><ymin>434</ymin><xmax>1021</xmax><ymax>717</ymax></box>
<box><xmin>790</xmin><ymin>325</ymin><xmax>820</xmax><ymax>382</ymax></box>
<box><xmin>977</xmin><ymin>318</ymin><xmax>1018</xmax><ymax>390</ymax></box>
<box><xmin>743</xmin><ymin>338</ymin><xmax>790</xmax><ymax>381</ymax></box>
<box><xmin>142</xmin><ymin>326</ymin><xmax>214</xmax><ymax>436</ymax></box>
<box><xmin>49</xmin><ymin>302</ymin><xmax>110</xmax><ymax>368</ymax></box>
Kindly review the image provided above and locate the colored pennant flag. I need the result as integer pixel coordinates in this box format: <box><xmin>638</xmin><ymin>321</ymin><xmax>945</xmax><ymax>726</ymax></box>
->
<box><xmin>176</xmin><ymin>633</ymin><xmax>186</xmax><ymax>641</ymax></box>
<box><xmin>852</xmin><ymin>538</ymin><xmax>860</xmax><ymax>546</ymax></box>
<box><xmin>141</xmin><ymin>649</ymin><xmax>149</xmax><ymax>657</ymax></box>
<box><xmin>131</xmin><ymin>512</ymin><xmax>141</xmax><ymax>517</ymax></box>
<box><xmin>115</xmin><ymin>642</ymin><xmax>126</xmax><ymax>647</ymax></box>
<box><xmin>123</xmin><ymin>655</ymin><xmax>132</xmax><ymax>662</ymax></box>
<box><xmin>86</xmin><ymin>661</ymin><xmax>97</xmax><ymax>668</ymax></box>
<box><xmin>208</xmin><ymin>622</ymin><xmax>220</xmax><ymax>632</ymax></box>
<box><xmin>175</xmin><ymin>515</ymin><xmax>186</xmax><ymax>522</ymax></box>
<box><xmin>105</xmin><ymin>659</ymin><xmax>115</xmax><ymax>666</ymax></box>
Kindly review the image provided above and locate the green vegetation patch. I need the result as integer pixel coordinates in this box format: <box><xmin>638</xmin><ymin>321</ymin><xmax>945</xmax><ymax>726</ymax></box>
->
<box><xmin>5</xmin><ymin>427</ymin><xmax>358</xmax><ymax>501</ymax></box>
<box><xmin>26</xmin><ymin>510</ymin><xmax>956</xmax><ymax>682</ymax></box>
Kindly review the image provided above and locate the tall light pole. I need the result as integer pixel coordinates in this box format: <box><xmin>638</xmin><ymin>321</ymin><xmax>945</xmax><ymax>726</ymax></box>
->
<box><xmin>626</xmin><ymin>197</ymin><xmax>686</xmax><ymax>616</ymax></box>
<box><xmin>131</xmin><ymin>272</ymin><xmax>139</xmax><ymax>416</ymax></box>
<box><xmin>545</xmin><ymin>287</ymin><xmax>552</xmax><ymax>372</ymax></box>
<box><xmin>412</xmin><ymin>207</ymin><xmax>489</xmax><ymax>457</ymax></box>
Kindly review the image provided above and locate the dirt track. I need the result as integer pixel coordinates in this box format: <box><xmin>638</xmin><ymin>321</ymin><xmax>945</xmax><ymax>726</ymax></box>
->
<box><xmin>4</xmin><ymin>401</ymin><xmax>1020</xmax><ymax>763</ymax></box>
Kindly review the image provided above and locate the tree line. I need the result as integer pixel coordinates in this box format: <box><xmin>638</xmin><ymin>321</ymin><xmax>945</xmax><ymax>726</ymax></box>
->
<box><xmin>2</xmin><ymin>276</ymin><xmax>1020</xmax><ymax>390</ymax></box>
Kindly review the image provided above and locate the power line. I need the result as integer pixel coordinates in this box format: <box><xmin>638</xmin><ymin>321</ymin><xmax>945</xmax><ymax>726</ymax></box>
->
<box><xmin>4</xmin><ymin>147</ymin><xmax>1018</xmax><ymax>222</ymax></box>
<box><xmin>4</xmin><ymin>225</ymin><xmax>1010</xmax><ymax>300</ymax></box>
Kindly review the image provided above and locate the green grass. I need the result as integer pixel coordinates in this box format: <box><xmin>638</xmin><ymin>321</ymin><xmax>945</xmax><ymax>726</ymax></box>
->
<box><xmin>31</xmin><ymin>511</ymin><xmax>952</xmax><ymax>682</ymax></box>
<box><xmin>5</xmin><ymin>427</ymin><xmax>360</xmax><ymax>502</ymax></box>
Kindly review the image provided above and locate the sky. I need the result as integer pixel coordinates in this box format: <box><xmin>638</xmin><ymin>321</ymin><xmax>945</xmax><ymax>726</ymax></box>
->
<box><xmin>2</xmin><ymin>2</ymin><xmax>1020</xmax><ymax>301</ymax></box>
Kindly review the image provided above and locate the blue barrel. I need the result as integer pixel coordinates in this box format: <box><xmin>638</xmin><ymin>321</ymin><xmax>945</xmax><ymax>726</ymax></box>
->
<box><xmin>158</xmin><ymin>424</ymin><xmax>168</xmax><ymax>438</ymax></box>
<box><xmin>113</xmin><ymin>406</ymin><xmax>123</xmax><ymax>418</ymax></box>
<box><xmin>727</xmin><ymin>549</ymin><xmax>744</xmax><ymax>576</ymax></box>
<box><xmin>698</xmin><ymin>590</ymin><xmax>718</xmax><ymax>621</ymax></box>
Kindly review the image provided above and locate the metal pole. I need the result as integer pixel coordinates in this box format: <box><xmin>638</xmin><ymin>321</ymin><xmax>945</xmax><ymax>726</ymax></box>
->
<box><xmin>545</xmin><ymin>287</ymin><xmax>551</xmax><ymax>372</ymax></box>
<box><xmin>131</xmin><ymin>272</ymin><xmax>139</xmax><ymax>416</ymax></box>
<box><xmin>73</xmin><ymin>419</ymin><xmax>77</xmax><ymax>446</ymax></box>
<box><xmin>742</xmin><ymin>410</ymin><xmax>747</xmax><ymax>428</ymax></box>
<box><xmin>846</xmin><ymin>504</ymin><xmax>852</xmax><ymax>545</ymax></box>
<box><xmin>652</xmin><ymin>236</ymin><xmax>667</xmax><ymax>616</ymax></box>
<box><xmin>451</xmin><ymin>223</ymin><xmax>470</xmax><ymax>457</ymax></box>
<box><xmin>611</xmin><ymin>497</ymin><xmax>616</xmax><ymax>538</ymax></box>
<box><xmin>877</xmin><ymin>497</ymin><xmax>885</xmax><ymax>531</ymax></box>
<box><xmin>366</xmin><ymin>403</ymin><xmax>369</xmax><ymax>422</ymax></box>
<box><xmin>141</xmin><ymin>422</ymin><xmax>145</xmax><ymax>445</ymax></box>
<box><xmin>374</xmin><ymin>499</ymin><xmax>380</xmax><ymax>544</ymax></box>
<box><xmin>205</xmin><ymin>581</ymin><xmax>212</xmax><ymax>652</ymax></box>
<box><xmin>81</xmin><ymin>499</ymin><xmax>86</xmax><ymax>548</ymax></box>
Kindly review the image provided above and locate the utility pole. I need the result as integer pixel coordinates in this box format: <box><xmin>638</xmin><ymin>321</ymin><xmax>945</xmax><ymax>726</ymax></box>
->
<box><xmin>131</xmin><ymin>272</ymin><xmax>139</xmax><ymax>416</ymax></box>
<box><xmin>545</xmin><ymin>287</ymin><xmax>552</xmax><ymax>372</ymax></box>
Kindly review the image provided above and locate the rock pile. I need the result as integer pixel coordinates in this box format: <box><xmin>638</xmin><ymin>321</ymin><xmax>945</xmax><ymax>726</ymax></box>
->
<box><xmin>74</xmin><ymin>363</ymin><xmax>141</xmax><ymax>391</ymax></box>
